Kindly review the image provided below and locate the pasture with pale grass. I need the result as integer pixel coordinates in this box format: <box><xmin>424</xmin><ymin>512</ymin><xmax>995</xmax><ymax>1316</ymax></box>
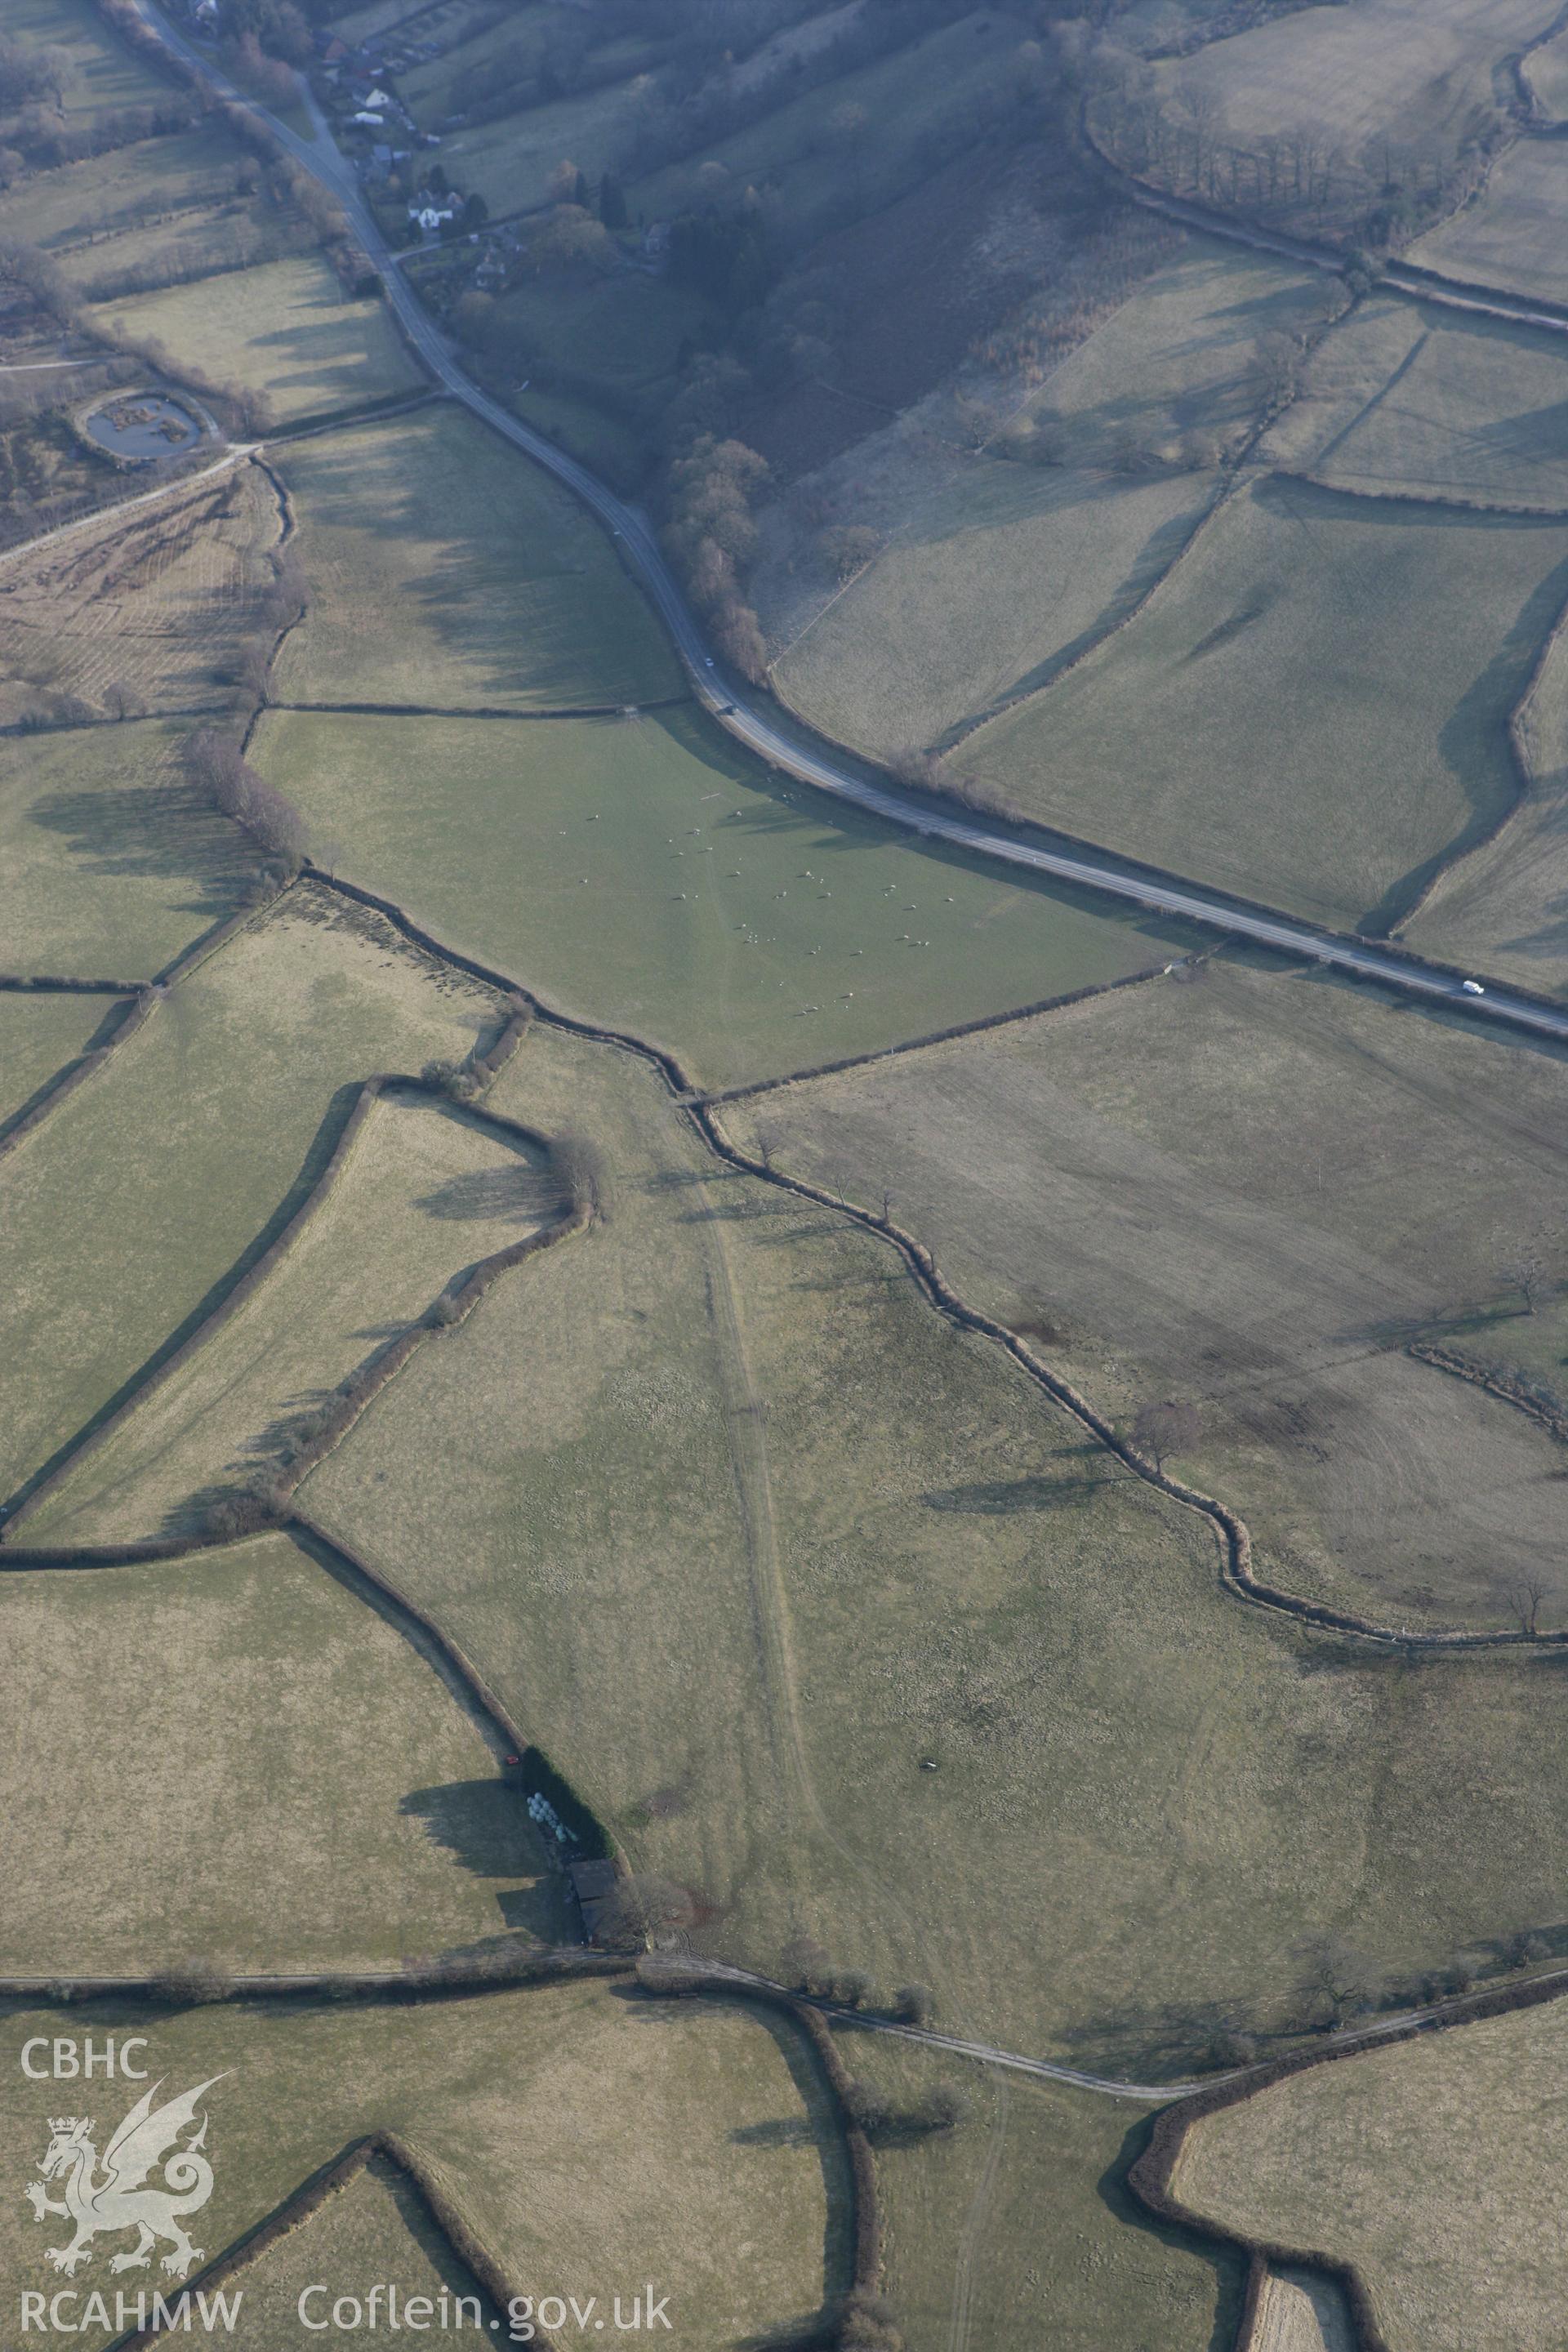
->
<box><xmin>0</xmin><ymin>1532</ymin><xmax>565</xmax><ymax>1970</ymax></box>
<box><xmin>302</xmin><ymin>1019</ymin><xmax>1568</xmax><ymax>2077</ymax></box>
<box><xmin>0</xmin><ymin>884</ymin><xmax>503</xmax><ymax>1508</ymax></box>
<box><xmin>963</xmin><ymin>476</ymin><xmax>1568</xmax><ymax>932</ymax></box>
<box><xmin>1174</xmin><ymin>1996</ymin><xmax>1568</xmax><ymax>2352</ymax></box>
<box><xmin>0</xmin><ymin>1985</ymin><xmax>844</xmax><ymax>2352</ymax></box>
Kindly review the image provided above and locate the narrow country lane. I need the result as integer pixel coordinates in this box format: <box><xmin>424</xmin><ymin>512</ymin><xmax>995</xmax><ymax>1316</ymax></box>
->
<box><xmin>128</xmin><ymin>0</ymin><xmax>1568</xmax><ymax>1063</ymax></box>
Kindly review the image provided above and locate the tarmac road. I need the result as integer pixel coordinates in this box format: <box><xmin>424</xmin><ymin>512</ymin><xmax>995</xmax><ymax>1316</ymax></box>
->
<box><xmin>130</xmin><ymin>0</ymin><xmax>1568</xmax><ymax>1052</ymax></box>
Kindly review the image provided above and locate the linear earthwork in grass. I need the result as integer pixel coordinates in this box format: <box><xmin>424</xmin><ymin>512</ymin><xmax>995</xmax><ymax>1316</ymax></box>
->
<box><xmin>301</xmin><ymin>1016</ymin><xmax>1568</xmax><ymax>2071</ymax></box>
<box><xmin>765</xmin><ymin>242</ymin><xmax>1331</xmax><ymax>759</ymax></box>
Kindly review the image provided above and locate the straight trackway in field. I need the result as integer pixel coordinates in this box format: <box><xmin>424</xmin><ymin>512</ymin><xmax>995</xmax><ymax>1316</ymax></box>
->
<box><xmin>127</xmin><ymin>0</ymin><xmax>1568</xmax><ymax>1052</ymax></box>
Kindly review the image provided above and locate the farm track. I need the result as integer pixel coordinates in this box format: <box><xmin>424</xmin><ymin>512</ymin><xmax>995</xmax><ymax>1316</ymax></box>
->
<box><xmin>14</xmin><ymin>852</ymin><xmax>1559</xmax><ymax>1629</ymax></box>
<box><xmin>24</xmin><ymin>34</ymin><xmax>1568</xmax><ymax>2333</ymax></box>
<box><xmin>10</xmin><ymin>870</ymin><xmax>1568</xmax><ymax>2072</ymax></box>
<box><xmin>122</xmin><ymin>0</ymin><xmax>1568</xmax><ymax>1055</ymax></box>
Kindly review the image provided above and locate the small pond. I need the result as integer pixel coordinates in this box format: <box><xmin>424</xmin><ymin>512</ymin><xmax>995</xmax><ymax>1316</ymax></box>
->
<box><xmin>85</xmin><ymin>393</ymin><xmax>203</xmax><ymax>461</ymax></box>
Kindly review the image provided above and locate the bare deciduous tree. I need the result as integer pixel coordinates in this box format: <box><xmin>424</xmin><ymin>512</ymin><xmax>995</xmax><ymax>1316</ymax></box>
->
<box><xmin>1131</xmin><ymin>1398</ymin><xmax>1200</xmax><ymax>1475</ymax></box>
<box><xmin>595</xmin><ymin>1873</ymin><xmax>695</xmax><ymax>1949</ymax></box>
<box><xmin>1502</xmin><ymin>1251</ymin><xmax>1551</xmax><ymax>1316</ymax></box>
<box><xmin>553</xmin><ymin>1129</ymin><xmax>612</xmax><ymax>1222</ymax></box>
<box><xmin>1294</xmin><ymin>1933</ymin><xmax>1381</xmax><ymax>2028</ymax></box>
<box><xmin>1505</xmin><ymin>1572</ymin><xmax>1553</xmax><ymax>1638</ymax></box>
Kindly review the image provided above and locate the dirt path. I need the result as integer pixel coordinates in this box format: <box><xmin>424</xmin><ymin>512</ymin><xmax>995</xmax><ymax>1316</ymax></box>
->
<box><xmin>1248</xmin><ymin>2268</ymin><xmax>1357</xmax><ymax>2352</ymax></box>
<box><xmin>945</xmin><ymin>2075</ymin><xmax>1011</xmax><ymax>2352</ymax></box>
<box><xmin>695</xmin><ymin>1187</ymin><xmax>812</xmax><ymax>1811</ymax></box>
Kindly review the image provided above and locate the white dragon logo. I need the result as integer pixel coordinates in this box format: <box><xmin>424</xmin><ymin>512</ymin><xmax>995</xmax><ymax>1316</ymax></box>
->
<box><xmin>23</xmin><ymin>2077</ymin><xmax>227</xmax><ymax>2280</ymax></box>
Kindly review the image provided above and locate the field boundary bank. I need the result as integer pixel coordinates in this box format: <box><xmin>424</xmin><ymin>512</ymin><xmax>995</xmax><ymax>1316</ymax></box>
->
<box><xmin>78</xmin><ymin>1987</ymin><xmax>861</xmax><ymax>2352</ymax></box>
<box><xmin>702</xmin><ymin>955</ymin><xmax>1209</xmax><ymax>1103</ymax></box>
<box><xmin>265</xmin><ymin>697</ymin><xmax>691</xmax><ymax>722</ymax></box>
<box><xmin>1276</xmin><ymin>465</ymin><xmax>1568</xmax><ymax>525</ymax></box>
<box><xmin>639</xmin><ymin>1962</ymin><xmax>881</xmax><ymax>2301</ymax></box>
<box><xmin>1395</xmin><ymin>559</ymin><xmax>1568</xmax><ymax>932</ymax></box>
<box><xmin>260</xmin><ymin>389</ymin><xmax>442</xmax><ymax>447</ymax></box>
<box><xmin>931</xmin><ymin>281</ymin><xmax>1356</xmax><ymax>763</ymax></box>
<box><xmin>1078</xmin><ymin>109</ymin><xmax>1568</xmax><ymax>346</ymax></box>
<box><xmin>0</xmin><ymin>991</ymin><xmax>151</xmax><ymax>1166</ymax></box>
<box><xmin>1408</xmin><ymin>1339</ymin><xmax>1568</xmax><ymax>1442</ymax></box>
<box><xmin>0</xmin><ymin>1036</ymin><xmax>581</xmax><ymax>1539</ymax></box>
<box><xmin>0</xmin><ymin>975</ymin><xmax>144</xmax><ymax>992</ymax></box>
<box><xmin>296</xmin><ymin>871</ymin><xmax>1564</xmax><ymax>1654</ymax></box>
<box><xmin>109</xmin><ymin>2127</ymin><xmax>567</xmax><ymax>2352</ymax></box>
<box><xmin>0</xmin><ymin>887</ymin><xmax>313</xmax><ymax>1175</ymax></box>
<box><xmin>933</xmin><ymin>476</ymin><xmax>1243</xmax><ymax>760</ymax></box>
<box><xmin>0</xmin><ymin>706</ymin><xmax>220</xmax><ymax>739</ymax></box>
<box><xmin>1129</xmin><ymin>1962</ymin><xmax>1568</xmax><ymax>2352</ymax></box>
<box><xmin>0</xmin><ymin>889</ymin><xmax>269</xmax><ymax>1177</ymax></box>
<box><xmin>1391</xmin><ymin>528</ymin><xmax>1568</xmax><ymax>931</ymax></box>
<box><xmin>1512</xmin><ymin>0</ymin><xmax>1568</xmax><ymax>117</ymax></box>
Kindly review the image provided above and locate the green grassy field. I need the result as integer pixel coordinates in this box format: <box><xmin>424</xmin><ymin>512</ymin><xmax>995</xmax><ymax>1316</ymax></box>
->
<box><xmin>0</xmin><ymin>1531</ymin><xmax>564</xmax><ymax>1968</ymax></box>
<box><xmin>269</xmin><ymin>406</ymin><xmax>676</xmax><ymax>710</ymax></box>
<box><xmin>0</xmin><ymin>1984</ymin><xmax>844</xmax><ymax>2352</ymax></box>
<box><xmin>1263</xmin><ymin>296</ymin><xmax>1568</xmax><ymax>511</ymax></box>
<box><xmin>394</xmin><ymin>5</ymin><xmax>555</xmax><ymax>129</ymax></box>
<box><xmin>0</xmin><ymin>719</ymin><xmax>252</xmax><ymax>980</ymax></box>
<box><xmin>0</xmin><ymin>884</ymin><xmax>504</xmax><ymax>1508</ymax></box>
<box><xmin>0</xmin><ymin>127</ymin><xmax>247</xmax><ymax>258</ymax></box>
<box><xmin>250</xmin><ymin>702</ymin><xmax>1202</xmax><ymax>1085</ymax></box>
<box><xmin>963</xmin><ymin>475</ymin><xmax>1568</xmax><ymax>932</ymax></box>
<box><xmin>1174</xmin><ymin>1996</ymin><xmax>1568</xmax><ymax>2352</ymax></box>
<box><xmin>0</xmin><ymin>460</ymin><xmax>283</xmax><ymax>725</ymax></box>
<box><xmin>853</xmin><ymin>2036</ymin><xmax>1242</xmax><ymax>2352</ymax></box>
<box><xmin>0</xmin><ymin>991</ymin><xmax>114</xmax><ymax>1127</ymax></box>
<box><xmin>1525</xmin><ymin>22</ymin><xmax>1568</xmax><ymax>114</ymax></box>
<box><xmin>1410</xmin><ymin>138</ymin><xmax>1568</xmax><ymax>310</ymax></box>
<box><xmin>632</xmin><ymin>11</ymin><xmax>1030</xmax><ymax>249</ymax></box>
<box><xmin>24</xmin><ymin>1089</ymin><xmax>558</xmax><ymax>1545</ymax></box>
<box><xmin>229</xmin><ymin>2150</ymin><xmax>508</xmax><ymax>2346</ymax></box>
<box><xmin>733</xmin><ymin>955</ymin><xmax>1568</xmax><ymax>1631</ymax></box>
<box><xmin>300</xmin><ymin>1018</ymin><xmax>1568</xmax><ymax>2074</ymax></box>
<box><xmin>470</xmin><ymin>270</ymin><xmax>715</xmax><ymax>421</ymax></box>
<box><xmin>434</xmin><ymin>78</ymin><xmax>645</xmax><ymax>218</ymax></box>
<box><xmin>93</xmin><ymin>256</ymin><xmax>424</xmax><ymax>423</ymax></box>
<box><xmin>1407</xmin><ymin>581</ymin><xmax>1568</xmax><ymax>993</ymax></box>
<box><xmin>768</xmin><ymin>242</ymin><xmax>1327</xmax><ymax>758</ymax></box>
<box><xmin>1138</xmin><ymin>0</ymin><xmax>1556</xmax><ymax>216</ymax></box>
<box><xmin>2</xmin><ymin>0</ymin><xmax>169</xmax><ymax>116</ymax></box>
